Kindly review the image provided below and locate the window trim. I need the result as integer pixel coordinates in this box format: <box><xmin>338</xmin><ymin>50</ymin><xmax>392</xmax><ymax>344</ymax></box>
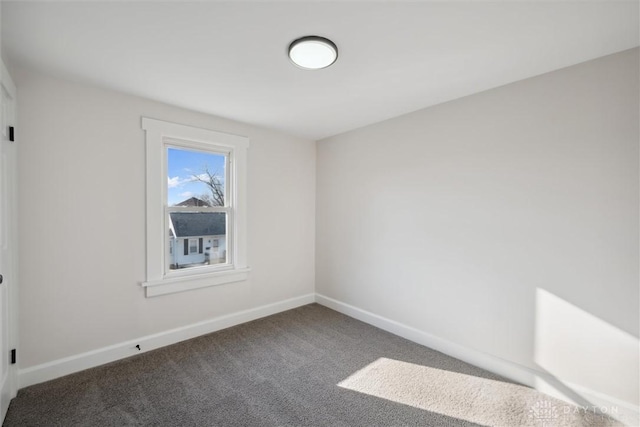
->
<box><xmin>141</xmin><ymin>118</ymin><xmax>250</xmax><ymax>297</ymax></box>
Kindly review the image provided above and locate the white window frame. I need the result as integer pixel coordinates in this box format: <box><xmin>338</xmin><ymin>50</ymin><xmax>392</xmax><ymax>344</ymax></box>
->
<box><xmin>141</xmin><ymin>118</ymin><xmax>250</xmax><ymax>297</ymax></box>
<box><xmin>188</xmin><ymin>238</ymin><xmax>199</xmax><ymax>255</ymax></box>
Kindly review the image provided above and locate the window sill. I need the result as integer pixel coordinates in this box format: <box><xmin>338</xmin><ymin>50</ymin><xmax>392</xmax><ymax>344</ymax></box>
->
<box><xmin>141</xmin><ymin>267</ymin><xmax>251</xmax><ymax>297</ymax></box>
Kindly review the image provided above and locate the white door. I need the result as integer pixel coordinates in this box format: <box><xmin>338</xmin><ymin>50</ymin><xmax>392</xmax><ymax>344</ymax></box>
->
<box><xmin>0</xmin><ymin>60</ymin><xmax>17</xmax><ymax>423</ymax></box>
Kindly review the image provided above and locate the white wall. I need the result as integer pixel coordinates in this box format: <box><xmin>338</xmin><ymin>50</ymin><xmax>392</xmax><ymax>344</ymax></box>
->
<box><xmin>14</xmin><ymin>67</ymin><xmax>316</xmax><ymax>369</ymax></box>
<box><xmin>317</xmin><ymin>49</ymin><xmax>639</xmax><ymax>407</ymax></box>
<box><xmin>9</xmin><ymin>44</ymin><xmax>639</xmax><ymax>414</ymax></box>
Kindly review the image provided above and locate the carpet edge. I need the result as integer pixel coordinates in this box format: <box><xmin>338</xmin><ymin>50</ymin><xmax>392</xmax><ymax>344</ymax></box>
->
<box><xmin>314</xmin><ymin>293</ymin><xmax>639</xmax><ymax>426</ymax></box>
<box><xmin>18</xmin><ymin>293</ymin><xmax>316</xmax><ymax>389</ymax></box>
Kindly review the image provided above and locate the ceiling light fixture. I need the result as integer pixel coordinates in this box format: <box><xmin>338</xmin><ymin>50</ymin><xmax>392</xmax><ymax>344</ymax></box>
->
<box><xmin>288</xmin><ymin>36</ymin><xmax>338</xmax><ymax>70</ymax></box>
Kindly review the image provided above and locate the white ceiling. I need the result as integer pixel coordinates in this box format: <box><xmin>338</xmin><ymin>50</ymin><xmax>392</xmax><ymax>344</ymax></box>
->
<box><xmin>3</xmin><ymin>1</ymin><xmax>638</xmax><ymax>140</ymax></box>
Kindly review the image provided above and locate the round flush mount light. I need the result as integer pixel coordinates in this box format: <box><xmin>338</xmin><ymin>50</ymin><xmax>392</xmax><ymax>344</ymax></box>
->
<box><xmin>288</xmin><ymin>36</ymin><xmax>338</xmax><ymax>70</ymax></box>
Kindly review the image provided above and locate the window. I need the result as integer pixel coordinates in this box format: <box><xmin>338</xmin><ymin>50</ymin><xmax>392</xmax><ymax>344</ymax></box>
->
<box><xmin>167</xmin><ymin>147</ymin><xmax>228</xmax><ymax>271</ymax></box>
<box><xmin>141</xmin><ymin>118</ymin><xmax>250</xmax><ymax>297</ymax></box>
<box><xmin>188</xmin><ymin>238</ymin><xmax>199</xmax><ymax>254</ymax></box>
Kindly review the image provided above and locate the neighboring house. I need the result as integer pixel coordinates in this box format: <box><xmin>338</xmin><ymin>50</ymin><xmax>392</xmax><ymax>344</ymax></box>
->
<box><xmin>168</xmin><ymin>211</ymin><xmax>226</xmax><ymax>269</ymax></box>
<box><xmin>175</xmin><ymin>197</ymin><xmax>210</xmax><ymax>207</ymax></box>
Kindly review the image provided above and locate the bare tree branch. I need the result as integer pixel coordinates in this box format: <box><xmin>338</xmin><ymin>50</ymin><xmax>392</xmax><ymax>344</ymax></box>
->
<box><xmin>191</xmin><ymin>165</ymin><xmax>224</xmax><ymax>206</ymax></box>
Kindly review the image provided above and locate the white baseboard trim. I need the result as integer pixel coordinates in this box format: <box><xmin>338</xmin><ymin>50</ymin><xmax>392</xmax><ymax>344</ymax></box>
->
<box><xmin>314</xmin><ymin>293</ymin><xmax>639</xmax><ymax>425</ymax></box>
<box><xmin>16</xmin><ymin>292</ymin><xmax>639</xmax><ymax>426</ymax></box>
<box><xmin>19</xmin><ymin>293</ymin><xmax>315</xmax><ymax>389</ymax></box>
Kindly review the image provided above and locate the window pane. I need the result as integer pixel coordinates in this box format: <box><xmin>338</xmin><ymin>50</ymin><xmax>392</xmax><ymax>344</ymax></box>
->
<box><xmin>167</xmin><ymin>147</ymin><xmax>226</xmax><ymax>207</ymax></box>
<box><xmin>168</xmin><ymin>211</ymin><xmax>227</xmax><ymax>270</ymax></box>
<box><xmin>189</xmin><ymin>238</ymin><xmax>198</xmax><ymax>254</ymax></box>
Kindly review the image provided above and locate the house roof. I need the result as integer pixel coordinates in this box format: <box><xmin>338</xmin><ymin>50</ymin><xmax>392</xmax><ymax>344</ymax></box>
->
<box><xmin>175</xmin><ymin>197</ymin><xmax>210</xmax><ymax>207</ymax></box>
<box><xmin>169</xmin><ymin>212</ymin><xmax>226</xmax><ymax>238</ymax></box>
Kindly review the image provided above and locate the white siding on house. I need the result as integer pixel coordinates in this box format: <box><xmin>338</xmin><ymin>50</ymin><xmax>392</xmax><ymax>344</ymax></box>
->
<box><xmin>170</xmin><ymin>235</ymin><xmax>227</xmax><ymax>268</ymax></box>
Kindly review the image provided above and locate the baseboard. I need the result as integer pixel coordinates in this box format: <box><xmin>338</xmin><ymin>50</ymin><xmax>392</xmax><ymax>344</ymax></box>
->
<box><xmin>314</xmin><ymin>293</ymin><xmax>639</xmax><ymax>426</ymax></box>
<box><xmin>19</xmin><ymin>293</ymin><xmax>315</xmax><ymax>389</ymax></box>
<box><xmin>314</xmin><ymin>294</ymin><xmax>538</xmax><ymax>383</ymax></box>
<box><xmin>16</xmin><ymin>292</ymin><xmax>639</xmax><ymax>426</ymax></box>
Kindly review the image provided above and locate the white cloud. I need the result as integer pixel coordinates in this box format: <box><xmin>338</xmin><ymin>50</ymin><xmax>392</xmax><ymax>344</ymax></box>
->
<box><xmin>179</xmin><ymin>191</ymin><xmax>194</xmax><ymax>199</ymax></box>
<box><xmin>167</xmin><ymin>176</ymin><xmax>188</xmax><ymax>188</ymax></box>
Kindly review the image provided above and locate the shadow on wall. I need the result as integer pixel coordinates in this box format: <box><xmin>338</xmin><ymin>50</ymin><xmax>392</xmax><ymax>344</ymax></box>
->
<box><xmin>534</xmin><ymin>288</ymin><xmax>639</xmax><ymax>424</ymax></box>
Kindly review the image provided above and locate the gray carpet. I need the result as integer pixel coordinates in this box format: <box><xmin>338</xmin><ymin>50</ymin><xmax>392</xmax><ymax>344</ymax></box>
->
<box><xmin>3</xmin><ymin>304</ymin><xmax>625</xmax><ymax>426</ymax></box>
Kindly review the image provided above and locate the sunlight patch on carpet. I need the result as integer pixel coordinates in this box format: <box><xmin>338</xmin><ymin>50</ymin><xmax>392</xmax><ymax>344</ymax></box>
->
<box><xmin>337</xmin><ymin>357</ymin><xmax>623</xmax><ymax>427</ymax></box>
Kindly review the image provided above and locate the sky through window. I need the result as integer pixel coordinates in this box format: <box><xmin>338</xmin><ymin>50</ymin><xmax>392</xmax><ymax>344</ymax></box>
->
<box><xmin>167</xmin><ymin>148</ymin><xmax>226</xmax><ymax>206</ymax></box>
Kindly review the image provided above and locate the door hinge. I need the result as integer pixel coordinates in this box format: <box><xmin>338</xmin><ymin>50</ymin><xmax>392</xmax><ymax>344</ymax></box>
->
<box><xmin>10</xmin><ymin>349</ymin><xmax>16</xmax><ymax>364</ymax></box>
<box><xmin>8</xmin><ymin>126</ymin><xmax>14</xmax><ymax>142</ymax></box>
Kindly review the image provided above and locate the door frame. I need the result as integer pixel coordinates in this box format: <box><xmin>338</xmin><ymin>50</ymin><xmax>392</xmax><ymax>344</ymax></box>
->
<box><xmin>1</xmin><ymin>58</ymin><xmax>18</xmax><ymax>422</ymax></box>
